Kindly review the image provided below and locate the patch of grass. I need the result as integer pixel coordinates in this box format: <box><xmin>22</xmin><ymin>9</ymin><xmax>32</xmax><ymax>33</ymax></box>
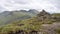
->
<box><xmin>55</xmin><ymin>28</ymin><xmax>60</xmax><ymax>34</ymax></box>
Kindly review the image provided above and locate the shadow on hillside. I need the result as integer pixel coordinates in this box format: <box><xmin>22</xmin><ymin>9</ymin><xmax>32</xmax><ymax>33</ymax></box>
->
<box><xmin>8</xmin><ymin>30</ymin><xmax>38</xmax><ymax>34</ymax></box>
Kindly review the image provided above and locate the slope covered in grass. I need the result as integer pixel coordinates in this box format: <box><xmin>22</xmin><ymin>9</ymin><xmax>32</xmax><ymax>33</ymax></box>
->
<box><xmin>0</xmin><ymin>10</ymin><xmax>54</xmax><ymax>34</ymax></box>
<box><xmin>0</xmin><ymin>10</ymin><xmax>60</xmax><ymax>34</ymax></box>
<box><xmin>0</xmin><ymin>9</ymin><xmax>39</xmax><ymax>26</ymax></box>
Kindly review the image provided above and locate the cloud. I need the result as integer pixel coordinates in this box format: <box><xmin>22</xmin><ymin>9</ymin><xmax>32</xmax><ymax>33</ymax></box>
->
<box><xmin>0</xmin><ymin>0</ymin><xmax>60</xmax><ymax>13</ymax></box>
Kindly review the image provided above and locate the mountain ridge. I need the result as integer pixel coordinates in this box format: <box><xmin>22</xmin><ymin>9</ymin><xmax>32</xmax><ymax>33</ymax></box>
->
<box><xmin>0</xmin><ymin>9</ymin><xmax>39</xmax><ymax>26</ymax></box>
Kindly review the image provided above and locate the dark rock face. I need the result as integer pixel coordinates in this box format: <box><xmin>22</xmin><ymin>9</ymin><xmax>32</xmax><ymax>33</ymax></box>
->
<box><xmin>15</xmin><ymin>30</ymin><xmax>25</xmax><ymax>34</ymax></box>
<box><xmin>8</xmin><ymin>30</ymin><xmax>39</xmax><ymax>34</ymax></box>
<box><xmin>29</xmin><ymin>31</ymin><xmax>38</xmax><ymax>34</ymax></box>
<box><xmin>8</xmin><ymin>30</ymin><xmax>25</xmax><ymax>34</ymax></box>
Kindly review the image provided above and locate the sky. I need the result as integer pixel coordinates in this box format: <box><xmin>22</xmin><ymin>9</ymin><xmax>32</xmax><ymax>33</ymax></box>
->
<box><xmin>0</xmin><ymin>0</ymin><xmax>60</xmax><ymax>13</ymax></box>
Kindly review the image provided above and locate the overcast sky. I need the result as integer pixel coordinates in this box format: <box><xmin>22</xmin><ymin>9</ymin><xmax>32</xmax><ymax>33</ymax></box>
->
<box><xmin>0</xmin><ymin>0</ymin><xmax>60</xmax><ymax>13</ymax></box>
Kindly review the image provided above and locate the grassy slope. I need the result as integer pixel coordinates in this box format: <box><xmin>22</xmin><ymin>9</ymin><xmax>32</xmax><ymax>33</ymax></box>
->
<box><xmin>0</xmin><ymin>16</ymin><xmax>54</xmax><ymax>34</ymax></box>
<box><xmin>0</xmin><ymin>11</ymin><xmax>38</xmax><ymax>26</ymax></box>
<box><xmin>0</xmin><ymin>11</ymin><xmax>60</xmax><ymax>34</ymax></box>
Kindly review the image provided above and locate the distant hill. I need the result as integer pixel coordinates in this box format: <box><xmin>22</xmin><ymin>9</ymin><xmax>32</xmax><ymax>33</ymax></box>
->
<box><xmin>0</xmin><ymin>9</ymin><xmax>39</xmax><ymax>26</ymax></box>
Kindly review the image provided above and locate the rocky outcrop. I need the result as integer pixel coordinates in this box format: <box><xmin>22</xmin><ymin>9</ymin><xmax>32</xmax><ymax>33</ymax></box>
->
<box><xmin>36</xmin><ymin>10</ymin><xmax>53</xmax><ymax>24</ymax></box>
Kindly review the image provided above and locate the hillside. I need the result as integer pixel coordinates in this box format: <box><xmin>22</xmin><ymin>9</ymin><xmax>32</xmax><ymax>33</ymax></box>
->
<box><xmin>0</xmin><ymin>10</ymin><xmax>60</xmax><ymax>34</ymax></box>
<box><xmin>0</xmin><ymin>9</ymin><xmax>39</xmax><ymax>26</ymax></box>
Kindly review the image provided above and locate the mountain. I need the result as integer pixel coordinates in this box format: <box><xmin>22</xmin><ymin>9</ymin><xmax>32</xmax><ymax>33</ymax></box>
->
<box><xmin>0</xmin><ymin>9</ymin><xmax>39</xmax><ymax>26</ymax></box>
<box><xmin>28</xmin><ymin>9</ymin><xmax>39</xmax><ymax>14</ymax></box>
<box><xmin>0</xmin><ymin>10</ymin><xmax>60</xmax><ymax>34</ymax></box>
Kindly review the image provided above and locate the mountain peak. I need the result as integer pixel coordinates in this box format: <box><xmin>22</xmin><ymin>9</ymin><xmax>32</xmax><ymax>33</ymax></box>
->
<box><xmin>42</xmin><ymin>9</ymin><xmax>46</xmax><ymax>12</ymax></box>
<box><xmin>37</xmin><ymin>10</ymin><xmax>51</xmax><ymax>20</ymax></box>
<box><xmin>28</xmin><ymin>9</ymin><xmax>39</xmax><ymax>14</ymax></box>
<box><xmin>28</xmin><ymin>9</ymin><xmax>38</xmax><ymax>12</ymax></box>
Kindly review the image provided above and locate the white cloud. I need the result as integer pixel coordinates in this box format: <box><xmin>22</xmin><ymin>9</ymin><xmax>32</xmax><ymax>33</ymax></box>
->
<box><xmin>0</xmin><ymin>0</ymin><xmax>60</xmax><ymax>13</ymax></box>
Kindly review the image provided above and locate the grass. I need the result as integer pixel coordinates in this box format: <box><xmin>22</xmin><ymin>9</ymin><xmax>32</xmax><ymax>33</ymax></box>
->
<box><xmin>55</xmin><ymin>28</ymin><xmax>60</xmax><ymax>34</ymax></box>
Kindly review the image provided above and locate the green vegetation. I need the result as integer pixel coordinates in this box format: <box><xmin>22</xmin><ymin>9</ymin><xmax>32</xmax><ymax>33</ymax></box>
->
<box><xmin>0</xmin><ymin>10</ymin><xmax>60</xmax><ymax>34</ymax></box>
<box><xmin>52</xmin><ymin>13</ymin><xmax>60</xmax><ymax>22</ymax></box>
<box><xmin>0</xmin><ymin>16</ymin><xmax>54</xmax><ymax>34</ymax></box>
<box><xmin>55</xmin><ymin>28</ymin><xmax>60</xmax><ymax>34</ymax></box>
<box><xmin>0</xmin><ymin>10</ymin><xmax>38</xmax><ymax>26</ymax></box>
<box><xmin>0</xmin><ymin>17</ymin><xmax>42</xmax><ymax>34</ymax></box>
<box><xmin>52</xmin><ymin>13</ymin><xmax>60</xmax><ymax>17</ymax></box>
